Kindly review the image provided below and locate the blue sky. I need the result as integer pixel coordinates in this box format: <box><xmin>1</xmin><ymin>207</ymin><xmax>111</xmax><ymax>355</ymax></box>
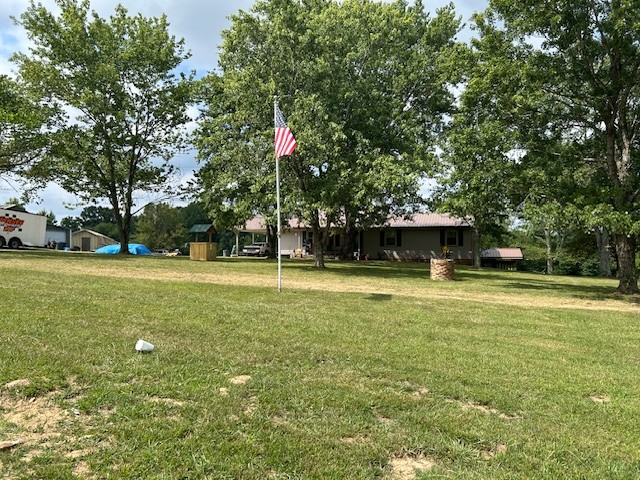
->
<box><xmin>0</xmin><ymin>0</ymin><xmax>485</xmax><ymax>220</ymax></box>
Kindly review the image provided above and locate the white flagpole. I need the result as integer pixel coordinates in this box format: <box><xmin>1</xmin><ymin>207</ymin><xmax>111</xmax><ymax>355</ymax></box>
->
<box><xmin>274</xmin><ymin>97</ymin><xmax>282</xmax><ymax>292</ymax></box>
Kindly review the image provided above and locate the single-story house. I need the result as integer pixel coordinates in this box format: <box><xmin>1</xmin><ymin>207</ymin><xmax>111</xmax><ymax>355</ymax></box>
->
<box><xmin>481</xmin><ymin>248</ymin><xmax>524</xmax><ymax>270</ymax></box>
<box><xmin>236</xmin><ymin>213</ymin><xmax>475</xmax><ymax>264</ymax></box>
<box><xmin>71</xmin><ymin>229</ymin><xmax>118</xmax><ymax>252</ymax></box>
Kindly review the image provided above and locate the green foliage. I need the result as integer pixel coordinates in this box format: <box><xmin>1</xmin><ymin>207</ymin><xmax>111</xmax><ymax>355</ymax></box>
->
<box><xmin>0</xmin><ymin>75</ymin><xmax>50</xmax><ymax>183</ymax></box>
<box><xmin>36</xmin><ymin>209</ymin><xmax>56</xmax><ymax>225</ymax></box>
<box><xmin>12</xmin><ymin>0</ymin><xmax>194</xmax><ymax>252</ymax></box>
<box><xmin>481</xmin><ymin>0</ymin><xmax>640</xmax><ymax>292</ymax></box>
<box><xmin>194</xmin><ymin>0</ymin><xmax>461</xmax><ymax>265</ymax></box>
<box><xmin>79</xmin><ymin>206</ymin><xmax>116</xmax><ymax>227</ymax></box>
<box><xmin>91</xmin><ymin>221</ymin><xmax>121</xmax><ymax>242</ymax></box>
<box><xmin>134</xmin><ymin>202</ymin><xmax>187</xmax><ymax>251</ymax></box>
<box><xmin>60</xmin><ymin>216</ymin><xmax>81</xmax><ymax>231</ymax></box>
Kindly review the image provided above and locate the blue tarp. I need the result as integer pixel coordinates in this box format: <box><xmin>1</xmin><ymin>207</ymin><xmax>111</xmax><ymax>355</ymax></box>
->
<box><xmin>95</xmin><ymin>243</ymin><xmax>152</xmax><ymax>255</ymax></box>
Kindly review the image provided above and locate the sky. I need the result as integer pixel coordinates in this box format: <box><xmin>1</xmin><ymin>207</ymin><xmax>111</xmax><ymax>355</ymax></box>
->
<box><xmin>0</xmin><ymin>0</ymin><xmax>484</xmax><ymax>221</ymax></box>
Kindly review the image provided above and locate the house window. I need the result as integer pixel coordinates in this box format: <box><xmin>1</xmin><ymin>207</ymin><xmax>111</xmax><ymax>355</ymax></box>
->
<box><xmin>379</xmin><ymin>229</ymin><xmax>403</xmax><ymax>247</ymax></box>
<box><xmin>385</xmin><ymin>229</ymin><xmax>397</xmax><ymax>246</ymax></box>
<box><xmin>446</xmin><ymin>230</ymin><xmax>458</xmax><ymax>246</ymax></box>
<box><xmin>440</xmin><ymin>228</ymin><xmax>464</xmax><ymax>247</ymax></box>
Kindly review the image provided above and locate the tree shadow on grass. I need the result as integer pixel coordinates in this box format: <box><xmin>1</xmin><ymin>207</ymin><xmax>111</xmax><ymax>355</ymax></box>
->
<box><xmin>365</xmin><ymin>293</ymin><xmax>393</xmax><ymax>301</ymax></box>
<box><xmin>503</xmin><ymin>280</ymin><xmax>640</xmax><ymax>305</ymax></box>
<box><xmin>294</xmin><ymin>261</ymin><xmax>438</xmax><ymax>281</ymax></box>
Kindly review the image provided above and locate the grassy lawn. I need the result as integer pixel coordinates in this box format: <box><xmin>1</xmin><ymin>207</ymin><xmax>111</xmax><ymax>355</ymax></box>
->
<box><xmin>1</xmin><ymin>250</ymin><xmax>639</xmax><ymax>479</ymax></box>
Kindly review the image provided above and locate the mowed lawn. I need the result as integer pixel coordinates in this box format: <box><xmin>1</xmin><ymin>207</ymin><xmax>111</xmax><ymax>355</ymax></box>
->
<box><xmin>1</xmin><ymin>251</ymin><xmax>640</xmax><ymax>479</ymax></box>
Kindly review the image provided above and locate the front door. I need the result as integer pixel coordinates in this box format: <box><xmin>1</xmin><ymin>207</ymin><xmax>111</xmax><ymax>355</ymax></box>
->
<box><xmin>81</xmin><ymin>237</ymin><xmax>91</xmax><ymax>251</ymax></box>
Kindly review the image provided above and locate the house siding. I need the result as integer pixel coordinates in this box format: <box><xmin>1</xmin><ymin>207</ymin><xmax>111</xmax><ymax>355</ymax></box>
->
<box><xmin>362</xmin><ymin>228</ymin><xmax>473</xmax><ymax>262</ymax></box>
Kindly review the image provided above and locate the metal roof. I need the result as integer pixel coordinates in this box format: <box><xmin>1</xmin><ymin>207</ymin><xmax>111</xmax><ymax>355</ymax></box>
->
<box><xmin>238</xmin><ymin>212</ymin><xmax>473</xmax><ymax>232</ymax></box>
<box><xmin>385</xmin><ymin>213</ymin><xmax>472</xmax><ymax>228</ymax></box>
<box><xmin>189</xmin><ymin>224</ymin><xmax>215</xmax><ymax>234</ymax></box>
<box><xmin>481</xmin><ymin>248</ymin><xmax>524</xmax><ymax>260</ymax></box>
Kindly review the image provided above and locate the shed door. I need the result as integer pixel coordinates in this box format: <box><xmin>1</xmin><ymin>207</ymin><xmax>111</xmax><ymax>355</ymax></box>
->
<box><xmin>81</xmin><ymin>237</ymin><xmax>91</xmax><ymax>251</ymax></box>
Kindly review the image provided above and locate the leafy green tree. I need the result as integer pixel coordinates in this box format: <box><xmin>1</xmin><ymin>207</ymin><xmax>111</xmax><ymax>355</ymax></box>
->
<box><xmin>134</xmin><ymin>202</ymin><xmax>186</xmax><ymax>251</ymax></box>
<box><xmin>91</xmin><ymin>222</ymin><xmax>121</xmax><ymax>241</ymax></box>
<box><xmin>195</xmin><ymin>0</ymin><xmax>460</xmax><ymax>267</ymax></box>
<box><xmin>36</xmin><ymin>209</ymin><xmax>56</xmax><ymax>226</ymax></box>
<box><xmin>178</xmin><ymin>201</ymin><xmax>212</xmax><ymax>230</ymax></box>
<box><xmin>0</xmin><ymin>75</ymin><xmax>49</xmax><ymax>182</ymax></box>
<box><xmin>79</xmin><ymin>206</ymin><xmax>116</xmax><ymax>228</ymax></box>
<box><xmin>13</xmin><ymin>0</ymin><xmax>194</xmax><ymax>255</ymax></box>
<box><xmin>484</xmin><ymin>0</ymin><xmax>640</xmax><ymax>292</ymax></box>
<box><xmin>60</xmin><ymin>216</ymin><xmax>81</xmax><ymax>231</ymax></box>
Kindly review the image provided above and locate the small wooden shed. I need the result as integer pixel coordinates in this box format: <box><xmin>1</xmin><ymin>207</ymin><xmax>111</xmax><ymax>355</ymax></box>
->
<box><xmin>189</xmin><ymin>224</ymin><xmax>217</xmax><ymax>261</ymax></box>
<box><xmin>72</xmin><ymin>229</ymin><xmax>118</xmax><ymax>252</ymax></box>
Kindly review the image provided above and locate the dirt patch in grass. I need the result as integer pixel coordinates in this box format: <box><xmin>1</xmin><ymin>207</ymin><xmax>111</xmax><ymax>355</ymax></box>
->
<box><xmin>376</xmin><ymin>414</ymin><xmax>394</xmax><ymax>426</ymax></box>
<box><xmin>2</xmin><ymin>395</ymin><xmax>69</xmax><ymax>447</ymax></box>
<box><xmin>0</xmin><ymin>377</ymin><xmax>105</xmax><ymax>477</ymax></box>
<box><xmin>482</xmin><ymin>443</ymin><xmax>508</xmax><ymax>460</ymax></box>
<box><xmin>3</xmin><ymin>379</ymin><xmax>31</xmax><ymax>390</ymax></box>
<box><xmin>229</xmin><ymin>375</ymin><xmax>252</xmax><ymax>385</ymax></box>
<box><xmin>411</xmin><ymin>388</ymin><xmax>430</xmax><ymax>398</ymax></box>
<box><xmin>447</xmin><ymin>399</ymin><xmax>521</xmax><ymax>420</ymax></box>
<box><xmin>589</xmin><ymin>395</ymin><xmax>611</xmax><ymax>404</ymax></box>
<box><xmin>386</xmin><ymin>454</ymin><xmax>436</xmax><ymax>479</ymax></box>
<box><xmin>147</xmin><ymin>396</ymin><xmax>185</xmax><ymax>407</ymax></box>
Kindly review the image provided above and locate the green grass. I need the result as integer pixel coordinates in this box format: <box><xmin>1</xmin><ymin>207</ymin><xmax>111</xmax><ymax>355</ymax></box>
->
<box><xmin>1</xmin><ymin>250</ymin><xmax>640</xmax><ymax>479</ymax></box>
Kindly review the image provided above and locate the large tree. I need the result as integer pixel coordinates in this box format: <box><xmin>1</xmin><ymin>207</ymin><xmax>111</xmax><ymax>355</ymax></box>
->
<box><xmin>0</xmin><ymin>75</ymin><xmax>49</xmax><ymax>183</ymax></box>
<box><xmin>483</xmin><ymin>0</ymin><xmax>640</xmax><ymax>292</ymax></box>
<box><xmin>195</xmin><ymin>0</ymin><xmax>460</xmax><ymax>267</ymax></box>
<box><xmin>12</xmin><ymin>0</ymin><xmax>194</xmax><ymax>254</ymax></box>
<box><xmin>134</xmin><ymin>202</ymin><xmax>186</xmax><ymax>251</ymax></box>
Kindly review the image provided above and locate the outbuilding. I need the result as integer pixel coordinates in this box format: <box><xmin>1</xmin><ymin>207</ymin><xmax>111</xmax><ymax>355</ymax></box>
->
<box><xmin>481</xmin><ymin>248</ymin><xmax>524</xmax><ymax>270</ymax></box>
<box><xmin>71</xmin><ymin>229</ymin><xmax>117</xmax><ymax>252</ymax></box>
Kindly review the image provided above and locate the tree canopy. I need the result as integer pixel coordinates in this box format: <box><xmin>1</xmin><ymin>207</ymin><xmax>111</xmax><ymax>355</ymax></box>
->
<box><xmin>0</xmin><ymin>74</ymin><xmax>50</xmax><ymax>184</ymax></box>
<box><xmin>434</xmin><ymin>1</ymin><xmax>640</xmax><ymax>292</ymax></box>
<box><xmin>12</xmin><ymin>0</ymin><xmax>194</xmax><ymax>253</ymax></box>
<box><xmin>194</xmin><ymin>0</ymin><xmax>461</xmax><ymax>266</ymax></box>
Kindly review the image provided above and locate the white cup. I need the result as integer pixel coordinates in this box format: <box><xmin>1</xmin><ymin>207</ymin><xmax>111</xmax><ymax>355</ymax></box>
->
<box><xmin>135</xmin><ymin>339</ymin><xmax>154</xmax><ymax>352</ymax></box>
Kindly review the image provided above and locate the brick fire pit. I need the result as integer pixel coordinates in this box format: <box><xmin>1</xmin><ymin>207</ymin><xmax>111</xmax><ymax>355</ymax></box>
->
<box><xmin>430</xmin><ymin>258</ymin><xmax>454</xmax><ymax>281</ymax></box>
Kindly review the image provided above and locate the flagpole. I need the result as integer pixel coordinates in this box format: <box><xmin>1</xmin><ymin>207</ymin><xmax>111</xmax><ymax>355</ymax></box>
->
<box><xmin>274</xmin><ymin>97</ymin><xmax>282</xmax><ymax>292</ymax></box>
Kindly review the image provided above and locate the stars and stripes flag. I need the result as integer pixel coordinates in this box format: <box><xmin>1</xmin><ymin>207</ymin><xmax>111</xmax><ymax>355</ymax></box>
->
<box><xmin>274</xmin><ymin>103</ymin><xmax>297</xmax><ymax>158</ymax></box>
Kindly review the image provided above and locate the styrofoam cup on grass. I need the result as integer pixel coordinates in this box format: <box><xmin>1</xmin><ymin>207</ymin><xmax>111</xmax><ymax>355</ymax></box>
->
<box><xmin>135</xmin><ymin>339</ymin><xmax>154</xmax><ymax>352</ymax></box>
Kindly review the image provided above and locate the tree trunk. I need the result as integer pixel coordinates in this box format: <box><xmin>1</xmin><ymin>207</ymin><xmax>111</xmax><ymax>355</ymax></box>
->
<box><xmin>544</xmin><ymin>227</ymin><xmax>554</xmax><ymax>275</ymax></box>
<box><xmin>267</xmin><ymin>224</ymin><xmax>277</xmax><ymax>259</ymax></box>
<box><xmin>614</xmin><ymin>234</ymin><xmax>638</xmax><ymax>294</ymax></box>
<box><xmin>594</xmin><ymin>227</ymin><xmax>612</xmax><ymax>277</ymax></box>
<box><xmin>311</xmin><ymin>213</ymin><xmax>326</xmax><ymax>268</ymax></box>
<box><xmin>472</xmin><ymin>226</ymin><xmax>481</xmax><ymax>268</ymax></box>
<box><xmin>341</xmin><ymin>220</ymin><xmax>357</xmax><ymax>261</ymax></box>
<box><xmin>114</xmin><ymin>205</ymin><xmax>131</xmax><ymax>255</ymax></box>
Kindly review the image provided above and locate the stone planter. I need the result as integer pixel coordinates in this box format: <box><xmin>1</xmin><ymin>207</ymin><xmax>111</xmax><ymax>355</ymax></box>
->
<box><xmin>430</xmin><ymin>258</ymin><xmax>454</xmax><ymax>281</ymax></box>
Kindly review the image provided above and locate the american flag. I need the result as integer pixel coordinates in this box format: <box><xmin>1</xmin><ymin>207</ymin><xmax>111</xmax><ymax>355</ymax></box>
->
<box><xmin>274</xmin><ymin>103</ymin><xmax>297</xmax><ymax>158</ymax></box>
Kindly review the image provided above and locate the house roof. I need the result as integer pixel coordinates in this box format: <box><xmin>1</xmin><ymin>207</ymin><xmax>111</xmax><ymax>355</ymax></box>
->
<box><xmin>189</xmin><ymin>224</ymin><xmax>215</xmax><ymax>234</ymax></box>
<box><xmin>481</xmin><ymin>248</ymin><xmax>524</xmax><ymax>260</ymax></box>
<box><xmin>386</xmin><ymin>213</ymin><xmax>472</xmax><ymax>228</ymax></box>
<box><xmin>72</xmin><ymin>229</ymin><xmax>117</xmax><ymax>242</ymax></box>
<box><xmin>238</xmin><ymin>212</ymin><xmax>473</xmax><ymax>232</ymax></box>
